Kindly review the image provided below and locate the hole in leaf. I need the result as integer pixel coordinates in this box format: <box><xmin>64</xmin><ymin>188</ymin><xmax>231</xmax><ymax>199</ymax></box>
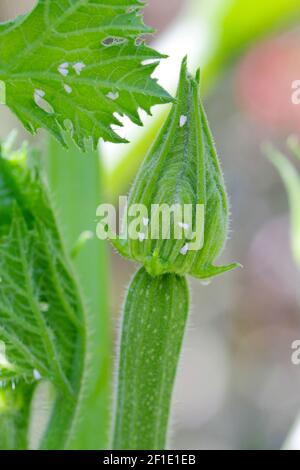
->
<box><xmin>135</xmin><ymin>37</ymin><xmax>145</xmax><ymax>46</ymax></box>
<box><xmin>102</xmin><ymin>36</ymin><xmax>127</xmax><ymax>47</ymax></box>
<box><xmin>141</xmin><ymin>59</ymin><xmax>159</xmax><ymax>66</ymax></box>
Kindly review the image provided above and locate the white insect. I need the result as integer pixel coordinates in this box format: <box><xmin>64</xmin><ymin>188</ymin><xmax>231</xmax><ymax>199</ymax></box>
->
<box><xmin>34</xmin><ymin>89</ymin><xmax>45</xmax><ymax>99</ymax></box>
<box><xmin>180</xmin><ymin>243</ymin><xmax>189</xmax><ymax>255</ymax></box>
<box><xmin>33</xmin><ymin>369</ymin><xmax>42</xmax><ymax>381</ymax></box>
<box><xmin>64</xmin><ymin>84</ymin><xmax>72</xmax><ymax>94</ymax></box>
<box><xmin>138</xmin><ymin>232</ymin><xmax>146</xmax><ymax>242</ymax></box>
<box><xmin>178</xmin><ymin>221</ymin><xmax>189</xmax><ymax>230</ymax></box>
<box><xmin>58</xmin><ymin>62</ymin><xmax>69</xmax><ymax>76</ymax></box>
<box><xmin>73</xmin><ymin>62</ymin><xmax>86</xmax><ymax>75</ymax></box>
<box><xmin>180</xmin><ymin>115</ymin><xmax>187</xmax><ymax>127</ymax></box>
<box><xmin>34</xmin><ymin>89</ymin><xmax>53</xmax><ymax>114</ymax></box>
<box><xmin>107</xmin><ymin>91</ymin><xmax>119</xmax><ymax>101</ymax></box>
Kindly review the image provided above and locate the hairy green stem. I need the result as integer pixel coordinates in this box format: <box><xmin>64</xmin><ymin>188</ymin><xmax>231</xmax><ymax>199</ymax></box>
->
<box><xmin>42</xmin><ymin>137</ymin><xmax>110</xmax><ymax>449</ymax></box>
<box><xmin>0</xmin><ymin>383</ymin><xmax>36</xmax><ymax>450</ymax></box>
<box><xmin>113</xmin><ymin>268</ymin><xmax>189</xmax><ymax>450</ymax></box>
<box><xmin>39</xmin><ymin>326</ymin><xmax>85</xmax><ymax>450</ymax></box>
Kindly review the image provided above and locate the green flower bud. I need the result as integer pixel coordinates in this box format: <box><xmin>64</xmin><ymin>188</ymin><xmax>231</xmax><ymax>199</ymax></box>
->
<box><xmin>112</xmin><ymin>58</ymin><xmax>240</xmax><ymax>279</ymax></box>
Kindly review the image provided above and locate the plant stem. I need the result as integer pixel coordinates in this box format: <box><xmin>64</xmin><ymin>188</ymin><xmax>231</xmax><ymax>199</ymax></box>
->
<box><xmin>43</xmin><ymin>136</ymin><xmax>111</xmax><ymax>449</ymax></box>
<box><xmin>0</xmin><ymin>383</ymin><xmax>36</xmax><ymax>450</ymax></box>
<box><xmin>113</xmin><ymin>268</ymin><xmax>189</xmax><ymax>450</ymax></box>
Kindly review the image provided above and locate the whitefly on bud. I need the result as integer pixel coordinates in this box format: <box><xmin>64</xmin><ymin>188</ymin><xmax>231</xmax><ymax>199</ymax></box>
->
<box><xmin>111</xmin><ymin>57</ymin><xmax>240</xmax><ymax>279</ymax></box>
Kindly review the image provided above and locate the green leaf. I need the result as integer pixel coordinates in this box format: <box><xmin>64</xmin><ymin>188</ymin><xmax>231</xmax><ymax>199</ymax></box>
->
<box><xmin>113</xmin><ymin>267</ymin><xmax>189</xmax><ymax>450</ymax></box>
<box><xmin>208</xmin><ymin>0</ymin><xmax>300</xmax><ymax>75</ymax></box>
<box><xmin>0</xmin><ymin>142</ymin><xmax>86</xmax><ymax>448</ymax></box>
<box><xmin>0</xmin><ymin>207</ymin><xmax>84</xmax><ymax>396</ymax></box>
<box><xmin>0</xmin><ymin>0</ymin><xmax>171</xmax><ymax>150</ymax></box>
<box><xmin>264</xmin><ymin>140</ymin><xmax>300</xmax><ymax>269</ymax></box>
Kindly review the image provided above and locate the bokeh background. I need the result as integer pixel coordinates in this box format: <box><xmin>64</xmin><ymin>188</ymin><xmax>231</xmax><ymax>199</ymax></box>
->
<box><xmin>1</xmin><ymin>0</ymin><xmax>300</xmax><ymax>450</ymax></box>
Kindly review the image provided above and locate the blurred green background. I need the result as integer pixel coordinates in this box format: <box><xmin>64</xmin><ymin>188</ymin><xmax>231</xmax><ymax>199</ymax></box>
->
<box><xmin>1</xmin><ymin>0</ymin><xmax>300</xmax><ymax>450</ymax></box>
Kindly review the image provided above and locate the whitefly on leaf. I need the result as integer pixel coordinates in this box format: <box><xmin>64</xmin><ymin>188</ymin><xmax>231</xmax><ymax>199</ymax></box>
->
<box><xmin>0</xmin><ymin>0</ymin><xmax>172</xmax><ymax>150</ymax></box>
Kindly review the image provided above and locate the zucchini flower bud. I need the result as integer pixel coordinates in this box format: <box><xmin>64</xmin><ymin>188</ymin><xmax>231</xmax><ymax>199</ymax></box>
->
<box><xmin>111</xmin><ymin>58</ymin><xmax>239</xmax><ymax>279</ymax></box>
